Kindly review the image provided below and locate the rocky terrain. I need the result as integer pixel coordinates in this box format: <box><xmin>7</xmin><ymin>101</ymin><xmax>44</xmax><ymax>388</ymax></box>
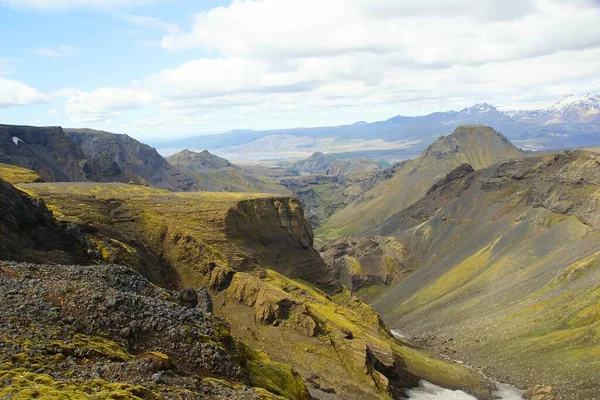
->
<box><xmin>319</xmin><ymin>125</ymin><xmax>525</xmax><ymax>238</ymax></box>
<box><xmin>0</xmin><ymin>261</ymin><xmax>309</xmax><ymax>399</ymax></box>
<box><xmin>369</xmin><ymin>149</ymin><xmax>600</xmax><ymax>399</ymax></box>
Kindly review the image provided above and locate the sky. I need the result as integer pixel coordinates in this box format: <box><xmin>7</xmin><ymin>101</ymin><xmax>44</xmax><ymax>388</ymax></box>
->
<box><xmin>1</xmin><ymin>0</ymin><xmax>600</xmax><ymax>140</ymax></box>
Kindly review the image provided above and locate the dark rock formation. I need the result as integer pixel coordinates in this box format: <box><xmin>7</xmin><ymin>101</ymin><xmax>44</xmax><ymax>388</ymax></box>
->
<box><xmin>0</xmin><ymin>178</ymin><xmax>89</xmax><ymax>263</ymax></box>
<box><xmin>66</xmin><ymin>128</ymin><xmax>198</xmax><ymax>191</ymax></box>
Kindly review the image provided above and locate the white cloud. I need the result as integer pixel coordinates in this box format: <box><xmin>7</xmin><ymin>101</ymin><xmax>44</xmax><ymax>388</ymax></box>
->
<box><xmin>48</xmin><ymin>108</ymin><xmax>60</xmax><ymax>115</ymax></box>
<box><xmin>33</xmin><ymin>0</ymin><xmax>598</xmax><ymax>134</ymax></box>
<box><xmin>0</xmin><ymin>78</ymin><xmax>50</xmax><ymax>109</ymax></box>
<box><xmin>161</xmin><ymin>0</ymin><xmax>600</xmax><ymax>66</ymax></box>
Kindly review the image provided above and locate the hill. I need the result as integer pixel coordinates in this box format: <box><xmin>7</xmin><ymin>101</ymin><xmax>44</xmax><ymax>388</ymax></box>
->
<box><xmin>319</xmin><ymin>125</ymin><xmax>525</xmax><ymax>237</ymax></box>
<box><xmin>369</xmin><ymin>149</ymin><xmax>600</xmax><ymax>399</ymax></box>
<box><xmin>167</xmin><ymin>149</ymin><xmax>290</xmax><ymax>194</ymax></box>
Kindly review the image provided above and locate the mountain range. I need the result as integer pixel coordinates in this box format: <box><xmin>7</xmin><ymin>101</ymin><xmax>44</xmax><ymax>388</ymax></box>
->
<box><xmin>152</xmin><ymin>94</ymin><xmax>600</xmax><ymax>161</ymax></box>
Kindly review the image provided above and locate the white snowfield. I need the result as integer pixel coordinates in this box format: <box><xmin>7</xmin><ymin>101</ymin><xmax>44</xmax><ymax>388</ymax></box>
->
<box><xmin>12</xmin><ymin>136</ymin><xmax>24</xmax><ymax>146</ymax></box>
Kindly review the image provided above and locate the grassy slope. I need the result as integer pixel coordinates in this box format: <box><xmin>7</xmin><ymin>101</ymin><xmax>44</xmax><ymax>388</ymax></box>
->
<box><xmin>318</xmin><ymin>125</ymin><xmax>524</xmax><ymax>238</ymax></box>
<box><xmin>0</xmin><ymin>163</ymin><xmax>42</xmax><ymax>184</ymax></box>
<box><xmin>371</xmin><ymin>150</ymin><xmax>600</xmax><ymax>398</ymax></box>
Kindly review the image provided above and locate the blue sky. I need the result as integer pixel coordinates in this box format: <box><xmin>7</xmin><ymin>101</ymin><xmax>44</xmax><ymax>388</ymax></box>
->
<box><xmin>1</xmin><ymin>0</ymin><xmax>600</xmax><ymax>141</ymax></box>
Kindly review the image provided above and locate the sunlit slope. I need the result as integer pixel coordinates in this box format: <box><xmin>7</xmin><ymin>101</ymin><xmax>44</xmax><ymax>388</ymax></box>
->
<box><xmin>371</xmin><ymin>149</ymin><xmax>600</xmax><ymax>399</ymax></box>
<box><xmin>319</xmin><ymin>125</ymin><xmax>525</xmax><ymax>238</ymax></box>
<box><xmin>19</xmin><ymin>182</ymin><xmax>338</xmax><ymax>292</ymax></box>
<box><xmin>0</xmin><ymin>163</ymin><xmax>42</xmax><ymax>184</ymax></box>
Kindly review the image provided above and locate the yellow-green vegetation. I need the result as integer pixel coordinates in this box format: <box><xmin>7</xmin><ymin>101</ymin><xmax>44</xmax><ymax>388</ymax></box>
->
<box><xmin>0</xmin><ymin>368</ymin><xmax>152</xmax><ymax>400</ymax></box>
<box><xmin>238</xmin><ymin>342</ymin><xmax>311</xmax><ymax>400</ymax></box>
<box><xmin>0</xmin><ymin>163</ymin><xmax>42</xmax><ymax>184</ymax></box>
<box><xmin>215</xmin><ymin>269</ymin><xmax>492</xmax><ymax>399</ymax></box>
<box><xmin>319</xmin><ymin>125</ymin><xmax>524</xmax><ymax>238</ymax></box>
<box><xmin>17</xmin><ymin>182</ymin><xmax>275</xmax><ymax>288</ymax></box>
<box><xmin>51</xmin><ymin>334</ymin><xmax>132</xmax><ymax>361</ymax></box>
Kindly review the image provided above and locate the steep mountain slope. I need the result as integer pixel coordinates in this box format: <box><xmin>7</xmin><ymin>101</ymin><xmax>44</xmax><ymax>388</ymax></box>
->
<box><xmin>152</xmin><ymin>94</ymin><xmax>600</xmax><ymax>161</ymax></box>
<box><xmin>370</xmin><ymin>149</ymin><xmax>600</xmax><ymax>399</ymax></box>
<box><xmin>290</xmin><ymin>151</ymin><xmax>380</xmax><ymax>177</ymax></box>
<box><xmin>167</xmin><ymin>149</ymin><xmax>289</xmax><ymax>194</ymax></box>
<box><xmin>66</xmin><ymin>128</ymin><xmax>198</xmax><ymax>191</ymax></box>
<box><xmin>319</xmin><ymin>125</ymin><xmax>525</xmax><ymax>237</ymax></box>
<box><xmin>0</xmin><ymin>178</ymin><xmax>88</xmax><ymax>264</ymax></box>
<box><xmin>0</xmin><ymin>124</ymin><xmax>91</xmax><ymax>182</ymax></box>
<box><xmin>11</xmin><ymin>180</ymin><xmax>494</xmax><ymax>399</ymax></box>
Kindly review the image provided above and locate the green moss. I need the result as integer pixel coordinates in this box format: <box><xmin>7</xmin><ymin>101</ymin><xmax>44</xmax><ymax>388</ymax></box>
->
<box><xmin>0</xmin><ymin>368</ymin><xmax>154</xmax><ymax>400</ymax></box>
<box><xmin>51</xmin><ymin>334</ymin><xmax>132</xmax><ymax>361</ymax></box>
<box><xmin>0</xmin><ymin>163</ymin><xmax>42</xmax><ymax>184</ymax></box>
<box><xmin>238</xmin><ymin>342</ymin><xmax>311</xmax><ymax>400</ymax></box>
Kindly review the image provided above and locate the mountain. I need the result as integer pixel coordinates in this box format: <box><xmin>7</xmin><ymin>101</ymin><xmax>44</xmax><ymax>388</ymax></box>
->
<box><xmin>0</xmin><ymin>124</ymin><xmax>92</xmax><ymax>182</ymax></box>
<box><xmin>290</xmin><ymin>151</ymin><xmax>381</xmax><ymax>177</ymax></box>
<box><xmin>66</xmin><ymin>128</ymin><xmax>198</xmax><ymax>191</ymax></box>
<box><xmin>151</xmin><ymin>94</ymin><xmax>600</xmax><ymax>161</ymax></box>
<box><xmin>368</xmin><ymin>149</ymin><xmax>600</xmax><ymax>399</ymax></box>
<box><xmin>318</xmin><ymin>125</ymin><xmax>525</xmax><ymax>238</ymax></box>
<box><xmin>167</xmin><ymin>149</ymin><xmax>290</xmax><ymax>194</ymax></box>
<box><xmin>542</xmin><ymin>94</ymin><xmax>600</xmax><ymax>124</ymax></box>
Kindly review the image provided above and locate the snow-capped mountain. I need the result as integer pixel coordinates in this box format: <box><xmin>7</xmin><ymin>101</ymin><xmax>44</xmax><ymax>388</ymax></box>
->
<box><xmin>541</xmin><ymin>94</ymin><xmax>600</xmax><ymax>124</ymax></box>
<box><xmin>154</xmin><ymin>94</ymin><xmax>600</xmax><ymax>160</ymax></box>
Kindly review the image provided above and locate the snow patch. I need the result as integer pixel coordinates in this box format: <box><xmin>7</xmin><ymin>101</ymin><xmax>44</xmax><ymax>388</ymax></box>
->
<box><xmin>12</xmin><ymin>136</ymin><xmax>24</xmax><ymax>146</ymax></box>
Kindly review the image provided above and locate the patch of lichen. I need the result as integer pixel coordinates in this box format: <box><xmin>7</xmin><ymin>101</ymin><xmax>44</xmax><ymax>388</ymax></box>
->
<box><xmin>0</xmin><ymin>163</ymin><xmax>43</xmax><ymax>184</ymax></box>
<box><xmin>237</xmin><ymin>342</ymin><xmax>311</xmax><ymax>400</ymax></box>
<box><xmin>0</xmin><ymin>368</ymin><xmax>153</xmax><ymax>400</ymax></box>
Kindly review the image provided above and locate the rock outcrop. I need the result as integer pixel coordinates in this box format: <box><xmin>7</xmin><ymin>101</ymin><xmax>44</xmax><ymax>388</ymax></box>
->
<box><xmin>319</xmin><ymin>236</ymin><xmax>408</xmax><ymax>293</ymax></box>
<box><xmin>226</xmin><ymin>197</ymin><xmax>342</xmax><ymax>294</ymax></box>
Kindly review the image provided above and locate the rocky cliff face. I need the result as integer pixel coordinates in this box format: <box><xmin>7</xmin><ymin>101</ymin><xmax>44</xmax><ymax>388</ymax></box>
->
<box><xmin>0</xmin><ymin>124</ymin><xmax>90</xmax><ymax>182</ymax></box>
<box><xmin>225</xmin><ymin>197</ymin><xmax>342</xmax><ymax>294</ymax></box>
<box><xmin>66</xmin><ymin>129</ymin><xmax>198</xmax><ymax>191</ymax></box>
<box><xmin>0</xmin><ymin>178</ymin><xmax>88</xmax><ymax>264</ymax></box>
<box><xmin>370</xmin><ymin>149</ymin><xmax>600</xmax><ymax>399</ymax></box>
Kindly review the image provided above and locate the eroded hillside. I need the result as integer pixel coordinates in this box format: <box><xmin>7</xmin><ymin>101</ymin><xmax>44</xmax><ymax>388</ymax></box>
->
<box><xmin>370</xmin><ymin>149</ymin><xmax>600</xmax><ymax>399</ymax></box>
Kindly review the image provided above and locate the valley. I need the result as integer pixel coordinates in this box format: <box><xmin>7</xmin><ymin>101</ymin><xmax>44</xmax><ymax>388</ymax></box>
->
<box><xmin>0</xmin><ymin>119</ymin><xmax>597</xmax><ymax>399</ymax></box>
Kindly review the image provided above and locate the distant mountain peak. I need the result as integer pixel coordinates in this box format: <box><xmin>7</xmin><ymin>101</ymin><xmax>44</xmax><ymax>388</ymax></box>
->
<box><xmin>459</xmin><ymin>103</ymin><xmax>498</xmax><ymax>115</ymax></box>
<box><xmin>167</xmin><ymin>148</ymin><xmax>233</xmax><ymax>171</ymax></box>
